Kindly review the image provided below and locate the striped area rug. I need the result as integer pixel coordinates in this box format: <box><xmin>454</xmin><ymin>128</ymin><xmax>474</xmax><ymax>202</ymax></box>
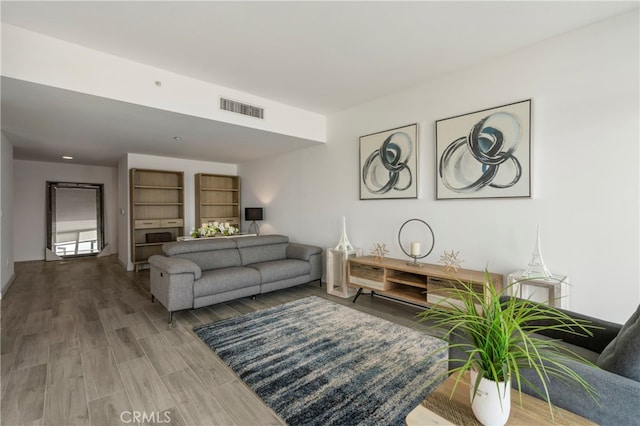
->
<box><xmin>194</xmin><ymin>296</ymin><xmax>448</xmax><ymax>426</ymax></box>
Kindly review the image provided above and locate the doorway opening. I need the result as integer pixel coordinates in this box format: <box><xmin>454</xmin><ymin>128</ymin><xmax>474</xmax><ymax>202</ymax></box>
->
<box><xmin>46</xmin><ymin>182</ymin><xmax>105</xmax><ymax>258</ymax></box>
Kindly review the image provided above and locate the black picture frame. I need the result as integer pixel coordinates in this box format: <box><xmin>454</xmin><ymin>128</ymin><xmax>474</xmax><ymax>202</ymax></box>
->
<box><xmin>359</xmin><ymin>123</ymin><xmax>418</xmax><ymax>200</ymax></box>
<box><xmin>435</xmin><ymin>99</ymin><xmax>532</xmax><ymax>200</ymax></box>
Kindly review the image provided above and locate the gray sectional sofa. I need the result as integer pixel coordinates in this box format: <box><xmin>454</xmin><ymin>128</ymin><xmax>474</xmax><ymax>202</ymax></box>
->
<box><xmin>513</xmin><ymin>300</ymin><xmax>640</xmax><ymax>426</ymax></box>
<box><xmin>148</xmin><ymin>235</ymin><xmax>322</xmax><ymax>323</ymax></box>
<box><xmin>448</xmin><ymin>298</ymin><xmax>640</xmax><ymax>425</ymax></box>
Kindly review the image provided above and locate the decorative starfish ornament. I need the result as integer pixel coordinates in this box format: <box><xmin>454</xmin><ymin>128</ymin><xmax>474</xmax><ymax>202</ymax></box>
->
<box><xmin>440</xmin><ymin>250</ymin><xmax>463</xmax><ymax>273</ymax></box>
<box><xmin>370</xmin><ymin>243</ymin><xmax>389</xmax><ymax>263</ymax></box>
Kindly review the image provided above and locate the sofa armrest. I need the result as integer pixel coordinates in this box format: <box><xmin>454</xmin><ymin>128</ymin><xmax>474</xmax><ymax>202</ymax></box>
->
<box><xmin>500</xmin><ymin>296</ymin><xmax>622</xmax><ymax>353</ymax></box>
<box><xmin>286</xmin><ymin>243</ymin><xmax>322</xmax><ymax>261</ymax></box>
<box><xmin>517</xmin><ymin>357</ymin><xmax>640</xmax><ymax>425</ymax></box>
<box><xmin>148</xmin><ymin>255</ymin><xmax>202</xmax><ymax>280</ymax></box>
<box><xmin>287</xmin><ymin>243</ymin><xmax>322</xmax><ymax>281</ymax></box>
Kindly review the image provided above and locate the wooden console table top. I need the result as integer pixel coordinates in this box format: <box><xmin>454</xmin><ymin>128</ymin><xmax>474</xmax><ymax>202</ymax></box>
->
<box><xmin>405</xmin><ymin>372</ymin><xmax>595</xmax><ymax>426</ymax></box>
<box><xmin>348</xmin><ymin>256</ymin><xmax>502</xmax><ymax>308</ymax></box>
<box><xmin>351</xmin><ymin>255</ymin><xmax>501</xmax><ymax>284</ymax></box>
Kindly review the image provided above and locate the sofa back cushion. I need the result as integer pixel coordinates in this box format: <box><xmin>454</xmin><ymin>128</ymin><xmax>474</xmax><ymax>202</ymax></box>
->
<box><xmin>176</xmin><ymin>248</ymin><xmax>242</xmax><ymax>271</ymax></box>
<box><xmin>236</xmin><ymin>235</ymin><xmax>289</xmax><ymax>265</ymax></box>
<box><xmin>163</xmin><ymin>239</ymin><xmax>241</xmax><ymax>270</ymax></box>
<box><xmin>163</xmin><ymin>239</ymin><xmax>237</xmax><ymax>256</ymax></box>
<box><xmin>597</xmin><ymin>304</ymin><xmax>640</xmax><ymax>381</ymax></box>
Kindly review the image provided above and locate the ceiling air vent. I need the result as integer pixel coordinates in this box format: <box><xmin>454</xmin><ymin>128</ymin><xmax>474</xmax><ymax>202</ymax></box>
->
<box><xmin>220</xmin><ymin>97</ymin><xmax>264</xmax><ymax>119</ymax></box>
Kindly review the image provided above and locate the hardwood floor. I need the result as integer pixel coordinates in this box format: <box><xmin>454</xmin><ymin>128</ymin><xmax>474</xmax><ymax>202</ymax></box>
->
<box><xmin>1</xmin><ymin>255</ymin><xmax>438</xmax><ymax>425</ymax></box>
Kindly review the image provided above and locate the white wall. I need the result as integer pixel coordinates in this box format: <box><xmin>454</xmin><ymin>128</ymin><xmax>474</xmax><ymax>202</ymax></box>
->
<box><xmin>1</xmin><ymin>133</ymin><xmax>15</xmax><ymax>296</ymax></box>
<box><xmin>13</xmin><ymin>160</ymin><xmax>118</xmax><ymax>261</ymax></box>
<box><xmin>239</xmin><ymin>10</ymin><xmax>640</xmax><ymax>323</ymax></box>
<box><xmin>121</xmin><ymin>153</ymin><xmax>237</xmax><ymax>270</ymax></box>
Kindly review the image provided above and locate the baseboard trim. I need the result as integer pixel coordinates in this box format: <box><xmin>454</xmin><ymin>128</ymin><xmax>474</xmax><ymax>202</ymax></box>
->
<box><xmin>118</xmin><ymin>257</ymin><xmax>134</xmax><ymax>272</ymax></box>
<box><xmin>0</xmin><ymin>272</ymin><xmax>16</xmax><ymax>300</ymax></box>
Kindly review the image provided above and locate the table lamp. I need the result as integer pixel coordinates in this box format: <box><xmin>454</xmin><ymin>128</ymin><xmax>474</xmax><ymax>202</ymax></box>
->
<box><xmin>245</xmin><ymin>207</ymin><xmax>264</xmax><ymax>235</ymax></box>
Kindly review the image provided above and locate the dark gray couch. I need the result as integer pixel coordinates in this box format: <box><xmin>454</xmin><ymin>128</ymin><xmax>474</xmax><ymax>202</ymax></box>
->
<box><xmin>448</xmin><ymin>298</ymin><xmax>640</xmax><ymax>425</ymax></box>
<box><xmin>148</xmin><ymin>235</ymin><xmax>322</xmax><ymax>323</ymax></box>
<box><xmin>514</xmin><ymin>300</ymin><xmax>640</xmax><ymax>426</ymax></box>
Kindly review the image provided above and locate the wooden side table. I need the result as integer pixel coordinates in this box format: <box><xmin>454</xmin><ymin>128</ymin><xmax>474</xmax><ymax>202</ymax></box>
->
<box><xmin>326</xmin><ymin>248</ymin><xmax>362</xmax><ymax>298</ymax></box>
<box><xmin>507</xmin><ymin>270</ymin><xmax>570</xmax><ymax>309</ymax></box>
<box><xmin>405</xmin><ymin>372</ymin><xmax>594</xmax><ymax>426</ymax></box>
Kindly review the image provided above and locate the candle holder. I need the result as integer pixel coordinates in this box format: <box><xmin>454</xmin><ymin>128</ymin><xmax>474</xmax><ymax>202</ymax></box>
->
<box><xmin>407</xmin><ymin>253</ymin><xmax>422</xmax><ymax>267</ymax></box>
<box><xmin>397</xmin><ymin>219</ymin><xmax>435</xmax><ymax>267</ymax></box>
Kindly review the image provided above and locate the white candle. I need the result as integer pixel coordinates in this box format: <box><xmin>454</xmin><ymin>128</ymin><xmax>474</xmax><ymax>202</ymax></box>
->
<box><xmin>411</xmin><ymin>242</ymin><xmax>421</xmax><ymax>256</ymax></box>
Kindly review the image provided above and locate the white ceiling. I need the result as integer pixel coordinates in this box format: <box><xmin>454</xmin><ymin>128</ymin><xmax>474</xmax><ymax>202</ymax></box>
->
<box><xmin>1</xmin><ymin>1</ymin><xmax>638</xmax><ymax>166</ymax></box>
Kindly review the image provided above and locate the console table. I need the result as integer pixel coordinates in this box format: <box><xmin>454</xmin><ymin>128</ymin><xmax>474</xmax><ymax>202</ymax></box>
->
<box><xmin>405</xmin><ymin>372</ymin><xmax>594</xmax><ymax>425</ymax></box>
<box><xmin>347</xmin><ymin>256</ymin><xmax>502</xmax><ymax>308</ymax></box>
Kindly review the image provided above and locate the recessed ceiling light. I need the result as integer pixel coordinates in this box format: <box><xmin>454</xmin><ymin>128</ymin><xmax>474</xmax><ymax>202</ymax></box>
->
<box><xmin>62</xmin><ymin>156</ymin><xmax>73</xmax><ymax>160</ymax></box>
<box><xmin>173</xmin><ymin>136</ymin><xmax>182</xmax><ymax>141</ymax></box>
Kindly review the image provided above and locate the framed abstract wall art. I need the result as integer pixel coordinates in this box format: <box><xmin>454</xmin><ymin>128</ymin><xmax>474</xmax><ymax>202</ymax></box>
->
<box><xmin>359</xmin><ymin>123</ymin><xmax>418</xmax><ymax>200</ymax></box>
<box><xmin>435</xmin><ymin>99</ymin><xmax>531</xmax><ymax>200</ymax></box>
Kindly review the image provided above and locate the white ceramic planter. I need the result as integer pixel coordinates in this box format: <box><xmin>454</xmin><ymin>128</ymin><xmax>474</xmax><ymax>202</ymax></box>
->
<box><xmin>470</xmin><ymin>370</ymin><xmax>511</xmax><ymax>426</ymax></box>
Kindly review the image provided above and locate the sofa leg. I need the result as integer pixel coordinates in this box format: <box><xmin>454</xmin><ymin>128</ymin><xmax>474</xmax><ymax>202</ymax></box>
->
<box><xmin>151</xmin><ymin>295</ymin><xmax>155</xmax><ymax>303</ymax></box>
<box><xmin>168</xmin><ymin>311</ymin><xmax>173</xmax><ymax>325</ymax></box>
<box><xmin>252</xmin><ymin>295</ymin><xmax>256</xmax><ymax>300</ymax></box>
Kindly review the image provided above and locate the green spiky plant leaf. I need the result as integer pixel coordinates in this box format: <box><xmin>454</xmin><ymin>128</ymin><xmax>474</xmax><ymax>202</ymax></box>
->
<box><xmin>417</xmin><ymin>271</ymin><xmax>599</xmax><ymax>418</ymax></box>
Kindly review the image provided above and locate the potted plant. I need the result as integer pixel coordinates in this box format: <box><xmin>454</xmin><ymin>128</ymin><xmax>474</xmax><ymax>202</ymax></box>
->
<box><xmin>417</xmin><ymin>273</ymin><xmax>598</xmax><ymax>425</ymax></box>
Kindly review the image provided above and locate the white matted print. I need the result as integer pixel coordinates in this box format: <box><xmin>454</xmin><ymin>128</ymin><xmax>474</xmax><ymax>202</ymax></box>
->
<box><xmin>359</xmin><ymin>124</ymin><xmax>418</xmax><ymax>200</ymax></box>
<box><xmin>436</xmin><ymin>100</ymin><xmax>531</xmax><ymax>200</ymax></box>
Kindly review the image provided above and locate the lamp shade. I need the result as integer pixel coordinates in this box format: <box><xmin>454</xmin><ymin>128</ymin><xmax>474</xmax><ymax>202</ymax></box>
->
<box><xmin>245</xmin><ymin>207</ymin><xmax>264</xmax><ymax>221</ymax></box>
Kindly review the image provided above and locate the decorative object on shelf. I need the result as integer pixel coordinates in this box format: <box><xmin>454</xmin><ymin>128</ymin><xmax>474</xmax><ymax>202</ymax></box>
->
<box><xmin>439</xmin><ymin>249</ymin><xmax>463</xmax><ymax>273</ymax></box>
<box><xmin>417</xmin><ymin>273</ymin><xmax>598</xmax><ymax>425</ymax></box>
<box><xmin>359</xmin><ymin>123</ymin><xmax>418</xmax><ymax>200</ymax></box>
<box><xmin>522</xmin><ymin>224</ymin><xmax>552</xmax><ymax>279</ymax></box>
<box><xmin>397</xmin><ymin>219</ymin><xmax>435</xmax><ymax>267</ymax></box>
<box><xmin>436</xmin><ymin>99</ymin><xmax>531</xmax><ymax>200</ymax></box>
<box><xmin>370</xmin><ymin>243</ymin><xmax>389</xmax><ymax>263</ymax></box>
<box><xmin>245</xmin><ymin>207</ymin><xmax>264</xmax><ymax>236</ymax></box>
<box><xmin>334</xmin><ymin>216</ymin><xmax>355</xmax><ymax>252</ymax></box>
<box><xmin>326</xmin><ymin>217</ymin><xmax>360</xmax><ymax>298</ymax></box>
<box><xmin>190</xmin><ymin>222</ymin><xmax>238</xmax><ymax>238</ymax></box>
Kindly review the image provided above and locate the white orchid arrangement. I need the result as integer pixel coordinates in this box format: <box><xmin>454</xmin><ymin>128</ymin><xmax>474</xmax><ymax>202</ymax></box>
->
<box><xmin>190</xmin><ymin>221</ymin><xmax>238</xmax><ymax>238</ymax></box>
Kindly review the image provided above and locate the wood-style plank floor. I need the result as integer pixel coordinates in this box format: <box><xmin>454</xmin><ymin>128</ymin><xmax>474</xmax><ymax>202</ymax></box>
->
<box><xmin>1</xmin><ymin>255</ymin><xmax>438</xmax><ymax>426</ymax></box>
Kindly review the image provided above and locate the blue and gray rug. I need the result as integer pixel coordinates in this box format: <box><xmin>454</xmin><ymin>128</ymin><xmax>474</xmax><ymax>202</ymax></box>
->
<box><xmin>193</xmin><ymin>296</ymin><xmax>447</xmax><ymax>426</ymax></box>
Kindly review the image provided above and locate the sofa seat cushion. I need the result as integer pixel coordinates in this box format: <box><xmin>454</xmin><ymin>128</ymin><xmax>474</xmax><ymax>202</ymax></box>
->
<box><xmin>248</xmin><ymin>259</ymin><xmax>311</xmax><ymax>283</ymax></box>
<box><xmin>193</xmin><ymin>267</ymin><xmax>261</xmax><ymax>298</ymax></box>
